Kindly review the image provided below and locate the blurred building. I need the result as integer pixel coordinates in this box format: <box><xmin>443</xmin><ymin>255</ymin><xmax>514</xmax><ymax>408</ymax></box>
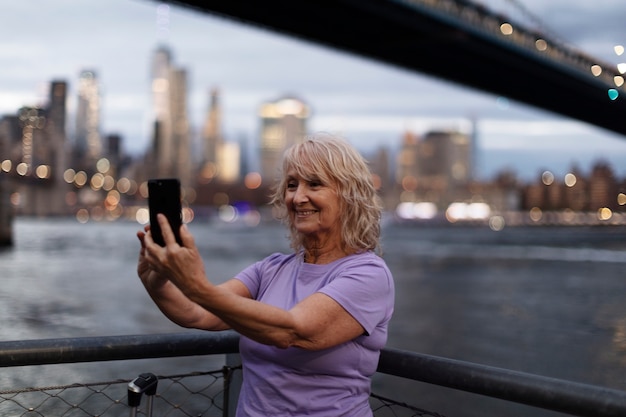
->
<box><xmin>17</xmin><ymin>107</ymin><xmax>47</xmax><ymax>176</ymax></box>
<box><xmin>588</xmin><ymin>162</ymin><xmax>618</xmax><ymax>211</ymax></box>
<box><xmin>147</xmin><ymin>45</ymin><xmax>192</xmax><ymax>187</ymax></box>
<box><xmin>8</xmin><ymin>81</ymin><xmax>70</xmax><ymax>215</ymax></box>
<box><xmin>47</xmin><ymin>81</ymin><xmax>69</xmax><ymax>188</ymax></box>
<box><xmin>523</xmin><ymin>181</ymin><xmax>544</xmax><ymax>209</ymax></box>
<box><xmin>365</xmin><ymin>144</ymin><xmax>393</xmax><ymax>208</ymax></box>
<box><xmin>521</xmin><ymin>162</ymin><xmax>621</xmax><ymax>215</ymax></box>
<box><xmin>418</xmin><ymin>130</ymin><xmax>472</xmax><ymax>189</ymax></box>
<box><xmin>0</xmin><ymin>115</ymin><xmax>23</xmax><ymax>161</ymax></box>
<box><xmin>563</xmin><ymin>167</ymin><xmax>587</xmax><ymax>211</ymax></box>
<box><xmin>217</xmin><ymin>142</ymin><xmax>241</xmax><ymax>184</ymax></box>
<box><xmin>368</xmin><ymin>145</ymin><xmax>392</xmax><ymax>188</ymax></box>
<box><xmin>396</xmin><ymin>131</ymin><xmax>419</xmax><ymax>188</ymax></box>
<box><xmin>197</xmin><ymin>87</ymin><xmax>242</xmax><ymax>185</ymax></box>
<box><xmin>258</xmin><ymin>96</ymin><xmax>310</xmax><ymax>183</ymax></box>
<box><xmin>103</xmin><ymin>133</ymin><xmax>127</xmax><ymax>179</ymax></box>
<box><xmin>199</xmin><ymin>87</ymin><xmax>224</xmax><ymax>183</ymax></box>
<box><xmin>396</xmin><ymin>129</ymin><xmax>472</xmax><ymax>208</ymax></box>
<box><xmin>546</xmin><ymin>179</ymin><xmax>562</xmax><ymax>210</ymax></box>
<box><xmin>74</xmin><ymin>70</ymin><xmax>102</xmax><ymax>172</ymax></box>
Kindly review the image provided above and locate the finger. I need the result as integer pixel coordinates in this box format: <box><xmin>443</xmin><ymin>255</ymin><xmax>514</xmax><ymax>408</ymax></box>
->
<box><xmin>137</xmin><ymin>230</ymin><xmax>146</xmax><ymax>249</ymax></box>
<box><xmin>179</xmin><ymin>224</ymin><xmax>195</xmax><ymax>248</ymax></box>
<box><xmin>144</xmin><ymin>227</ymin><xmax>156</xmax><ymax>248</ymax></box>
<box><xmin>142</xmin><ymin>230</ymin><xmax>162</xmax><ymax>268</ymax></box>
<box><xmin>157</xmin><ymin>213</ymin><xmax>177</xmax><ymax>246</ymax></box>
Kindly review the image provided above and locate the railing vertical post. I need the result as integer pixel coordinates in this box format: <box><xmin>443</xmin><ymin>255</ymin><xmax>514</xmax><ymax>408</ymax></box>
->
<box><xmin>224</xmin><ymin>353</ymin><xmax>242</xmax><ymax>417</ymax></box>
<box><xmin>0</xmin><ymin>180</ymin><xmax>13</xmax><ymax>247</ymax></box>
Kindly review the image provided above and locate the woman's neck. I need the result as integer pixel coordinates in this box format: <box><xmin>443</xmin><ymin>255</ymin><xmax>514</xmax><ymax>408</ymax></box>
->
<box><xmin>303</xmin><ymin>240</ymin><xmax>352</xmax><ymax>265</ymax></box>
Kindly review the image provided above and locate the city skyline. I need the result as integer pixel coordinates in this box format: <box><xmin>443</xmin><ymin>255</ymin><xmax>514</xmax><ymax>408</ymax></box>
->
<box><xmin>2</xmin><ymin>69</ymin><xmax>626</xmax><ymax>223</ymax></box>
<box><xmin>2</xmin><ymin>0</ymin><xmax>626</xmax><ymax>181</ymax></box>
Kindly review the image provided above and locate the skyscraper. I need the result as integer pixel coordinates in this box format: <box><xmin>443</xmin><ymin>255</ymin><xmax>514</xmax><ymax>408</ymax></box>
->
<box><xmin>46</xmin><ymin>80</ymin><xmax>69</xmax><ymax>213</ymax></box>
<box><xmin>258</xmin><ymin>96</ymin><xmax>309</xmax><ymax>183</ymax></box>
<box><xmin>149</xmin><ymin>45</ymin><xmax>191</xmax><ymax>186</ymax></box>
<box><xmin>74</xmin><ymin>70</ymin><xmax>101</xmax><ymax>171</ymax></box>
<box><xmin>202</xmin><ymin>87</ymin><xmax>223</xmax><ymax>167</ymax></box>
<box><xmin>198</xmin><ymin>88</ymin><xmax>242</xmax><ymax>184</ymax></box>
<box><xmin>396</xmin><ymin>130</ymin><xmax>420</xmax><ymax>189</ymax></box>
<box><xmin>15</xmin><ymin>81</ymin><xmax>69</xmax><ymax>215</ymax></box>
<box><xmin>417</xmin><ymin>130</ymin><xmax>472</xmax><ymax>189</ymax></box>
<box><xmin>47</xmin><ymin>80</ymin><xmax>68</xmax><ymax>178</ymax></box>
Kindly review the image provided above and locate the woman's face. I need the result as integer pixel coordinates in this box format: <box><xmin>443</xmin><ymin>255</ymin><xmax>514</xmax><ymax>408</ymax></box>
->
<box><xmin>284</xmin><ymin>167</ymin><xmax>343</xmax><ymax>244</ymax></box>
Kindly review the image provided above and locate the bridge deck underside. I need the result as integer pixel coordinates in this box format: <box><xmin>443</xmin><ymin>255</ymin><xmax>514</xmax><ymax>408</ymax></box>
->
<box><xmin>170</xmin><ymin>0</ymin><xmax>626</xmax><ymax>137</ymax></box>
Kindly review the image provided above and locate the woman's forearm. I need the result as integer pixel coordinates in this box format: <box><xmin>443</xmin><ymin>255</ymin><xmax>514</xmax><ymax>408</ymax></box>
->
<box><xmin>144</xmin><ymin>279</ymin><xmax>229</xmax><ymax>330</ymax></box>
<box><xmin>186</xmin><ymin>282</ymin><xmax>298</xmax><ymax>348</ymax></box>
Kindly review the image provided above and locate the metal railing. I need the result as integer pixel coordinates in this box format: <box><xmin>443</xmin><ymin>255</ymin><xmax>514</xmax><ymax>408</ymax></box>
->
<box><xmin>1</xmin><ymin>331</ymin><xmax>626</xmax><ymax>417</ymax></box>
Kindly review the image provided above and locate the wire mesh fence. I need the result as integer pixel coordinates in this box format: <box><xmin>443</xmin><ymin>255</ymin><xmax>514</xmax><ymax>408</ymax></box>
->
<box><xmin>370</xmin><ymin>393</ymin><xmax>447</xmax><ymax>417</ymax></box>
<box><xmin>0</xmin><ymin>369</ymin><xmax>226</xmax><ymax>417</ymax></box>
<box><xmin>0</xmin><ymin>379</ymin><xmax>132</xmax><ymax>416</ymax></box>
<box><xmin>0</xmin><ymin>367</ymin><xmax>439</xmax><ymax>417</ymax></box>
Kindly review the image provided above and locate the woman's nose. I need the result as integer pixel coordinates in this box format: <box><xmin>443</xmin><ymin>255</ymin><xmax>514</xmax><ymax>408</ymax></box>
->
<box><xmin>293</xmin><ymin>185</ymin><xmax>308</xmax><ymax>203</ymax></box>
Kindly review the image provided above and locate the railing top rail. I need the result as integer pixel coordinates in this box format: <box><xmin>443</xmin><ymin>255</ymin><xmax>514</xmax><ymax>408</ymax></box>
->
<box><xmin>1</xmin><ymin>332</ymin><xmax>625</xmax><ymax>417</ymax></box>
<box><xmin>0</xmin><ymin>331</ymin><xmax>239</xmax><ymax>367</ymax></box>
<box><xmin>379</xmin><ymin>347</ymin><xmax>626</xmax><ymax>417</ymax></box>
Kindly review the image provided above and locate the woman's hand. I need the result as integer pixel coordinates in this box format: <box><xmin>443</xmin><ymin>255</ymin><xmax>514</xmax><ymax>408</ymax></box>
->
<box><xmin>137</xmin><ymin>215</ymin><xmax>235</xmax><ymax>331</ymax></box>
<box><xmin>142</xmin><ymin>214</ymin><xmax>209</xmax><ymax>297</ymax></box>
<box><xmin>137</xmin><ymin>225</ymin><xmax>169</xmax><ymax>291</ymax></box>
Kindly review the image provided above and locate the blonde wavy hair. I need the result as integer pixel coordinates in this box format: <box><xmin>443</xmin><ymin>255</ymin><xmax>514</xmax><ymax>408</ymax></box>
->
<box><xmin>270</xmin><ymin>133</ymin><xmax>383</xmax><ymax>254</ymax></box>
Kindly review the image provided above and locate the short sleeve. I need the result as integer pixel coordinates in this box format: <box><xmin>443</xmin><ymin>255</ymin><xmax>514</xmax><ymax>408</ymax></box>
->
<box><xmin>318</xmin><ymin>254</ymin><xmax>394</xmax><ymax>335</ymax></box>
<box><xmin>234</xmin><ymin>253</ymin><xmax>293</xmax><ymax>300</ymax></box>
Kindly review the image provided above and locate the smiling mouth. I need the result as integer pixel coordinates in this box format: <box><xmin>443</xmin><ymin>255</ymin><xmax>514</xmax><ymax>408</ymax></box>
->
<box><xmin>296</xmin><ymin>210</ymin><xmax>317</xmax><ymax>217</ymax></box>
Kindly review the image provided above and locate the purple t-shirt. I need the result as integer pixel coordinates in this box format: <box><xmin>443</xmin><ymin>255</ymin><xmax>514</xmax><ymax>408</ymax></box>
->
<box><xmin>234</xmin><ymin>251</ymin><xmax>395</xmax><ymax>417</ymax></box>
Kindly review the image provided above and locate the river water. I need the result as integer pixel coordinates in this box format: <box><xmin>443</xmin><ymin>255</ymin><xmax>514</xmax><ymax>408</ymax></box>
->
<box><xmin>2</xmin><ymin>217</ymin><xmax>626</xmax><ymax>417</ymax></box>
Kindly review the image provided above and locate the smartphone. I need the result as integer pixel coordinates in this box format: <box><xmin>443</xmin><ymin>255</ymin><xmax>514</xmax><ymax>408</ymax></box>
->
<box><xmin>148</xmin><ymin>178</ymin><xmax>183</xmax><ymax>246</ymax></box>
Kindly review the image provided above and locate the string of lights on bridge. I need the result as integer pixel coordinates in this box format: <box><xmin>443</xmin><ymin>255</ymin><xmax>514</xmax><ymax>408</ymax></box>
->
<box><xmin>417</xmin><ymin>0</ymin><xmax>626</xmax><ymax>100</ymax></box>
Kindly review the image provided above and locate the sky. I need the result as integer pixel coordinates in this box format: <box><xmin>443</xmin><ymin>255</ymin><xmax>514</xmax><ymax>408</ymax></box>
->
<box><xmin>2</xmin><ymin>0</ymin><xmax>626</xmax><ymax>181</ymax></box>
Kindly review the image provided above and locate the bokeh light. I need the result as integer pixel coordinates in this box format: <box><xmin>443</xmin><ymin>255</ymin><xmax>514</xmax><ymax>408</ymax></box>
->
<box><xmin>136</xmin><ymin>208</ymin><xmax>149</xmax><ymax>224</ymax></box>
<box><xmin>529</xmin><ymin>207</ymin><xmax>542</xmax><ymax>222</ymax></box>
<box><xmin>564</xmin><ymin>173</ymin><xmax>577</xmax><ymax>187</ymax></box>
<box><xmin>489</xmin><ymin>215</ymin><xmax>505</xmax><ymax>231</ymax></box>
<box><xmin>541</xmin><ymin>171</ymin><xmax>554</xmax><ymax>185</ymax></box>
<box><xmin>244</xmin><ymin>172</ymin><xmax>262</xmax><ymax>190</ymax></box>
<box><xmin>64</xmin><ymin>168</ymin><xmax>76</xmax><ymax>183</ymax></box>
<box><xmin>597</xmin><ymin>207</ymin><xmax>612</xmax><ymax>221</ymax></box>
<box><xmin>1</xmin><ymin>160</ymin><xmax>12</xmax><ymax>172</ymax></box>
<box><xmin>96</xmin><ymin>158</ymin><xmax>110</xmax><ymax>174</ymax></box>
<box><xmin>590</xmin><ymin>64</ymin><xmax>602</xmax><ymax>76</ymax></box>
<box><xmin>500</xmin><ymin>23</ymin><xmax>513</xmax><ymax>35</ymax></box>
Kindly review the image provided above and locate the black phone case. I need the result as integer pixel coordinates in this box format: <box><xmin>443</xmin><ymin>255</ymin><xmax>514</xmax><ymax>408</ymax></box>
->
<box><xmin>148</xmin><ymin>178</ymin><xmax>182</xmax><ymax>246</ymax></box>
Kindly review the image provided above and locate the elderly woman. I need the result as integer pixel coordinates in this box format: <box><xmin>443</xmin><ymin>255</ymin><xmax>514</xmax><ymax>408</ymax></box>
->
<box><xmin>137</xmin><ymin>133</ymin><xmax>395</xmax><ymax>416</ymax></box>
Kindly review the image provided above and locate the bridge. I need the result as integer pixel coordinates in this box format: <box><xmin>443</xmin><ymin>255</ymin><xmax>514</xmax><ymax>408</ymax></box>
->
<box><xmin>165</xmin><ymin>0</ymin><xmax>626</xmax><ymax>137</ymax></box>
